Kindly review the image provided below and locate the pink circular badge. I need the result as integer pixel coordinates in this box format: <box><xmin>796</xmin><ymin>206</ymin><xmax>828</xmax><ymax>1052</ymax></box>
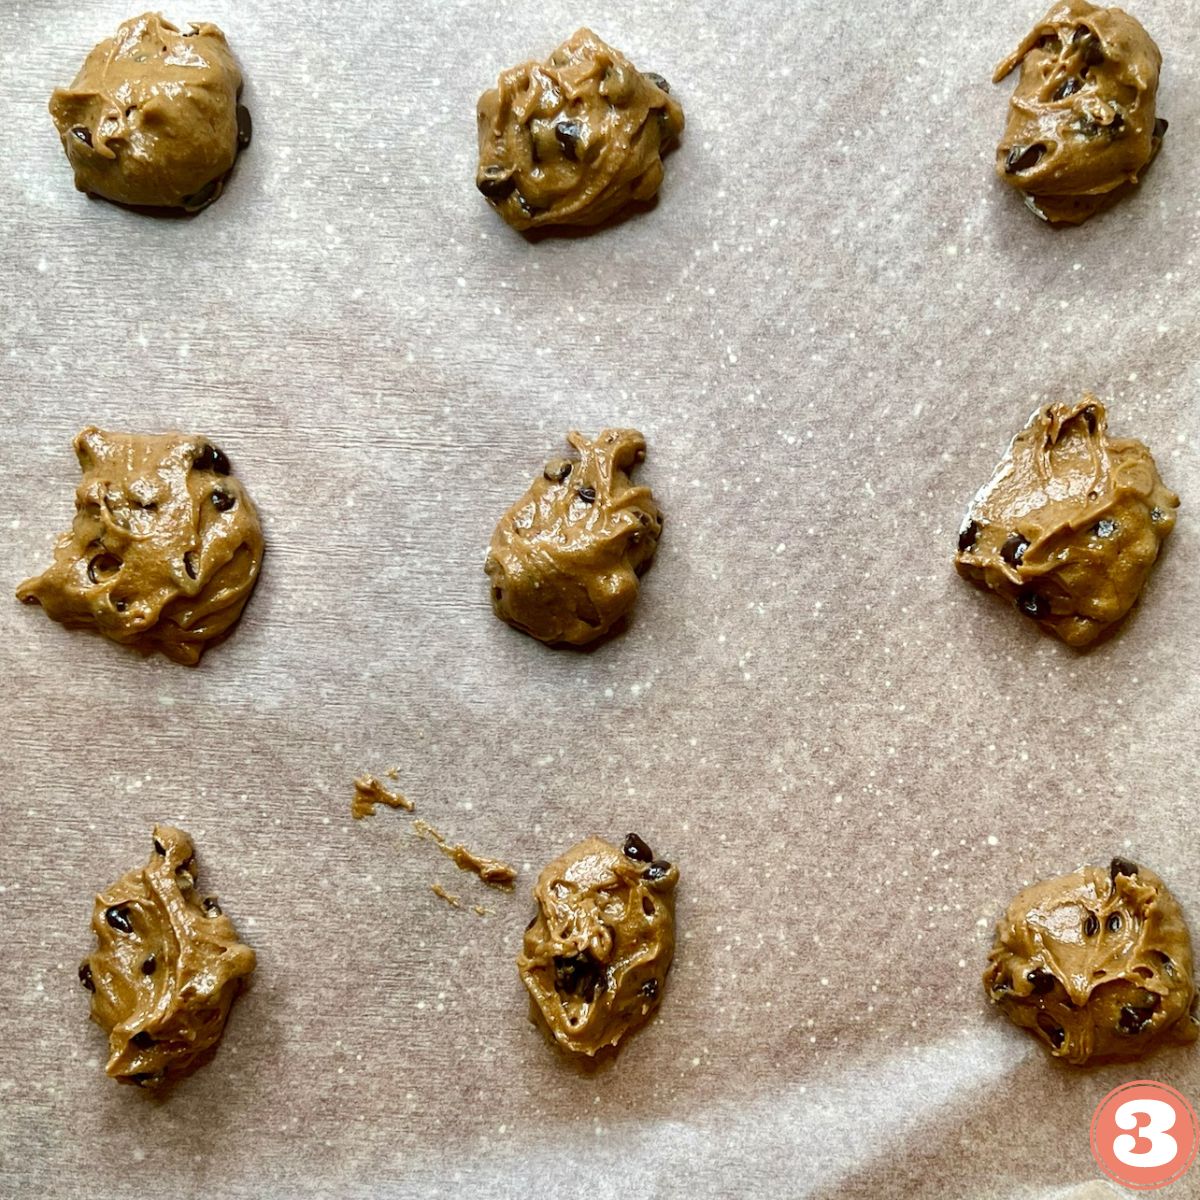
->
<box><xmin>1091</xmin><ymin>1080</ymin><xmax>1199</xmax><ymax>1191</ymax></box>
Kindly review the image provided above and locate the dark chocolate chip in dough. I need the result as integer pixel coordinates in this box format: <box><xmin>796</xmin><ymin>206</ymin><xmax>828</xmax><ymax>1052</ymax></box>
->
<box><xmin>1106</xmin><ymin>912</ymin><xmax>1123</xmax><ymax>933</ymax></box>
<box><xmin>131</xmin><ymin>1030</ymin><xmax>154</xmax><ymax>1050</ymax></box>
<box><xmin>1017</xmin><ymin>590</ymin><xmax>1050</xmax><ymax>620</ymax></box>
<box><xmin>644</xmin><ymin>72</ymin><xmax>671</xmax><ymax>93</ymax></box>
<box><xmin>554</xmin><ymin>953</ymin><xmax>604</xmax><ymax>1000</ymax></box>
<box><xmin>477</xmin><ymin>166</ymin><xmax>517</xmax><ymax>201</ymax></box>
<box><xmin>1027</xmin><ymin>967</ymin><xmax>1056</xmax><ymax>995</ymax></box>
<box><xmin>1111</xmin><ymin>856</ymin><xmax>1139</xmax><ymax>880</ymax></box>
<box><xmin>79</xmin><ymin>962</ymin><xmax>95</xmax><ymax>991</ymax></box>
<box><xmin>576</xmin><ymin>486</ymin><xmax>597</xmax><ymax>505</ymax></box>
<box><xmin>202</xmin><ymin>897</ymin><xmax>223</xmax><ymax>916</ymax></box>
<box><xmin>193</xmin><ymin>443</ymin><xmax>231</xmax><ymax>475</ymax></box>
<box><xmin>182</xmin><ymin>178</ymin><xmax>221</xmax><ymax>212</ymax></box>
<box><xmin>1001</xmin><ymin>533</ymin><xmax>1030</xmax><ymax>566</ymax></box>
<box><xmin>623</xmin><ymin>834</ymin><xmax>654</xmax><ymax>863</ymax></box>
<box><xmin>1153</xmin><ymin>117</ymin><xmax>1169</xmax><ymax>140</ymax></box>
<box><xmin>1053</xmin><ymin>77</ymin><xmax>1082</xmax><ymax>101</ymax></box>
<box><xmin>640</xmin><ymin>978</ymin><xmax>660</xmax><ymax>999</ymax></box>
<box><xmin>105</xmin><ymin>905</ymin><xmax>133</xmax><ymax>934</ymax></box>
<box><xmin>236</xmin><ymin>104</ymin><xmax>252</xmax><ymax>150</ymax></box>
<box><xmin>958</xmin><ymin>521</ymin><xmax>980</xmax><ymax>553</ymax></box>
<box><xmin>141</xmin><ymin>955</ymin><xmax>157</xmax><ymax>975</ymax></box>
<box><xmin>184</xmin><ymin>552</ymin><xmax>199</xmax><ymax>580</ymax></box>
<box><xmin>87</xmin><ymin>553</ymin><xmax>122</xmax><ymax>585</ymax></box>
<box><xmin>71</xmin><ymin>126</ymin><xmax>92</xmax><ymax>147</ymax></box>
<box><xmin>211</xmin><ymin>488</ymin><xmax>236</xmax><ymax>512</ymax></box>
<box><xmin>644</xmin><ymin>860</ymin><xmax>672</xmax><ymax>882</ymax></box>
<box><xmin>1084</xmin><ymin>913</ymin><xmax>1099</xmax><ymax>936</ymax></box>
<box><xmin>554</xmin><ymin>120</ymin><xmax>582</xmax><ymax>160</ymax></box>
<box><xmin>1006</xmin><ymin>144</ymin><xmax>1046</xmax><ymax>173</ymax></box>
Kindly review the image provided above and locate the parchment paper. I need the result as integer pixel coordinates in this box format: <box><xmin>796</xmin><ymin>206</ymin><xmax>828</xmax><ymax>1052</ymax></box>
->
<box><xmin>2</xmin><ymin>2</ymin><xmax>1198</xmax><ymax>1197</ymax></box>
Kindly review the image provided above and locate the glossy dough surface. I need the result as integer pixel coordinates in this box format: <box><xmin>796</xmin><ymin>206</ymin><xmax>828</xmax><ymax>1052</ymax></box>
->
<box><xmin>17</xmin><ymin>427</ymin><xmax>264</xmax><ymax>665</ymax></box>
<box><xmin>985</xmin><ymin>859</ymin><xmax>1197</xmax><ymax>1064</ymax></box>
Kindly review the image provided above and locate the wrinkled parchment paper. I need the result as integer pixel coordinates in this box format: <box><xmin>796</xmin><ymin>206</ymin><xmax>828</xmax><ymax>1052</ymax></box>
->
<box><xmin>2</xmin><ymin>2</ymin><xmax>1198</xmax><ymax>1197</ymax></box>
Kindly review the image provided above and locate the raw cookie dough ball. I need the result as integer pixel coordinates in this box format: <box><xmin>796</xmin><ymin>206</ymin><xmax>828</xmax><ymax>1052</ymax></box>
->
<box><xmin>49</xmin><ymin>12</ymin><xmax>250</xmax><ymax>211</ymax></box>
<box><xmin>518</xmin><ymin>834</ymin><xmax>678</xmax><ymax>1057</ymax></box>
<box><xmin>485</xmin><ymin>429</ymin><xmax>662</xmax><ymax>646</ymax></box>
<box><xmin>17</xmin><ymin>427</ymin><xmax>264</xmax><ymax>665</ymax></box>
<box><xmin>476</xmin><ymin>27</ymin><xmax>684</xmax><ymax>230</ymax></box>
<box><xmin>984</xmin><ymin>858</ymin><xmax>1197</xmax><ymax>1064</ymax></box>
<box><xmin>955</xmin><ymin>397</ymin><xmax>1177</xmax><ymax>646</ymax></box>
<box><xmin>994</xmin><ymin>0</ymin><xmax>1165</xmax><ymax>224</ymax></box>
<box><xmin>79</xmin><ymin>826</ymin><xmax>256</xmax><ymax>1086</ymax></box>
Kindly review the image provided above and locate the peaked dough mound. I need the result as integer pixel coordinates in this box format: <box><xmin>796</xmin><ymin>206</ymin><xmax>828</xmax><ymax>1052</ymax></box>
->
<box><xmin>985</xmin><ymin>858</ymin><xmax>1197</xmax><ymax>1065</ymax></box>
<box><xmin>994</xmin><ymin>0</ymin><xmax>1164</xmax><ymax>224</ymax></box>
<box><xmin>17</xmin><ymin>427</ymin><xmax>264</xmax><ymax>665</ymax></box>
<box><xmin>79</xmin><ymin>826</ymin><xmax>256</xmax><ymax>1086</ymax></box>
<box><xmin>476</xmin><ymin>28</ymin><xmax>684</xmax><ymax>230</ymax></box>
<box><xmin>485</xmin><ymin>429</ymin><xmax>661</xmax><ymax>646</ymax></box>
<box><xmin>955</xmin><ymin>398</ymin><xmax>1177</xmax><ymax>646</ymax></box>
<box><xmin>49</xmin><ymin>12</ymin><xmax>247</xmax><ymax>210</ymax></box>
<box><xmin>519</xmin><ymin>834</ymin><xmax>678</xmax><ymax>1057</ymax></box>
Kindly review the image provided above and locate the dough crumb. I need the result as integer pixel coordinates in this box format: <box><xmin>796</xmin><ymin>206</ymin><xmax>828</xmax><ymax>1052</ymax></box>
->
<box><xmin>431</xmin><ymin>884</ymin><xmax>461</xmax><ymax>909</ymax></box>
<box><xmin>473</xmin><ymin>905</ymin><xmax>491</xmax><ymax>918</ymax></box>
<box><xmin>412</xmin><ymin>820</ymin><xmax>517</xmax><ymax>888</ymax></box>
<box><xmin>351</xmin><ymin>775</ymin><xmax>413</xmax><ymax>819</ymax></box>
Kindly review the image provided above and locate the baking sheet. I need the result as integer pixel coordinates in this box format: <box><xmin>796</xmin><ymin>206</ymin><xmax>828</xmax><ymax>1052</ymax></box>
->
<box><xmin>2</xmin><ymin>1</ymin><xmax>1199</xmax><ymax>1196</ymax></box>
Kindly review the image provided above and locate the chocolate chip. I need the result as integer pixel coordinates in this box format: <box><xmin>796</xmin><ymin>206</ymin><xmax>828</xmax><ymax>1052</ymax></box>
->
<box><xmin>1017</xmin><ymin>590</ymin><xmax>1050</xmax><ymax>620</ymax></box>
<box><xmin>1106</xmin><ymin>913</ymin><xmax>1123</xmax><ymax>933</ymax></box>
<box><xmin>1072</xmin><ymin>28</ymin><xmax>1105</xmax><ymax>66</ymax></box>
<box><xmin>105</xmin><ymin>906</ymin><xmax>133</xmax><ymax>934</ymax></box>
<box><xmin>1118</xmin><ymin>1004</ymin><xmax>1156</xmax><ymax>1035</ymax></box>
<box><xmin>623</xmin><ymin>834</ymin><xmax>654</xmax><ymax>863</ymax></box>
<box><xmin>644</xmin><ymin>860</ymin><xmax>672</xmax><ymax>882</ymax></box>
<box><xmin>71</xmin><ymin>126</ymin><xmax>92</xmax><ymax>147</ymax></box>
<box><xmin>129</xmin><ymin>1072</ymin><xmax>157</xmax><ymax>1086</ymax></box>
<box><xmin>131</xmin><ymin>1031</ymin><xmax>154</xmax><ymax>1050</ymax></box>
<box><xmin>193</xmin><ymin>443</ymin><xmax>231</xmax><ymax>475</ymax></box>
<box><xmin>1006</xmin><ymin>144</ymin><xmax>1046</xmax><ymax>174</ymax></box>
<box><xmin>202</xmin><ymin>897</ymin><xmax>222</xmax><ymax>916</ymax></box>
<box><xmin>543</xmin><ymin>460</ymin><xmax>572</xmax><ymax>483</ymax></box>
<box><xmin>1001</xmin><ymin>533</ymin><xmax>1030</xmax><ymax>566</ymax></box>
<box><xmin>1044</xmin><ymin>1023</ymin><xmax>1065</xmax><ymax>1050</ymax></box>
<box><xmin>554</xmin><ymin>121</ymin><xmax>581</xmax><ymax>161</ymax></box>
<box><xmin>1153</xmin><ymin>117</ymin><xmax>1169</xmax><ymax>140</ymax></box>
<box><xmin>1150</xmin><ymin>507</ymin><xmax>1167</xmax><ymax>524</ymax></box>
<box><xmin>87</xmin><ymin>553</ymin><xmax>122</xmax><ymax>585</ymax></box>
<box><xmin>78</xmin><ymin>962</ymin><xmax>95</xmax><ymax>991</ymax></box>
<box><xmin>553</xmin><ymin>954</ymin><xmax>603</xmax><ymax>1000</ymax></box>
<box><xmin>1111</xmin><ymin>856</ymin><xmax>1139</xmax><ymax>881</ymax></box>
<box><xmin>184</xmin><ymin>552</ymin><xmax>198</xmax><ymax>580</ymax></box>
<box><xmin>576</xmin><ymin>487</ymin><xmax>597</xmax><ymax>505</ymax></box>
<box><xmin>644</xmin><ymin>72</ymin><xmax>671</xmax><ymax>93</ymax></box>
<box><xmin>113</xmin><ymin>598</ymin><xmax>128</xmax><ymax>613</ymax></box>
<box><xmin>182</xmin><ymin>178</ymin><xmax>220</xmax><ymax>211</ymax></box>
<box><xmin>1027</xmin><ymin>968</ymin><xmax>1055</xmax><ymax>995</ymax></box>
<box><xmin>1084</xmin><ymin>913</ymin><xmax>1099</xmax><ymax>936</ymax></box>
<box><xmin>524</xmin><ymin>914</ymin><xmax>537</xmax><ymax>932</ymax></box>
<box><xmin>957</xmin><ymin>520</ymin><xmax>980</xmax><ymax>553</ymax></box>
<box><xmin>477</xmin><ymin>166</ymin><xmax>516</xmax><ymax>201</ymax></box>
<box><xmin>640</xmin><ymin>978</ymin><xmax>660</xmax><ymax>999</ymax></box>
<box><xmin>211</xmin><ymin>488</ymin><xmax>236</xmax><ymax>512</ymax></box>
<box><xmin>1053</xmin><ymin>77</ymin><xmax>1082</xmax><ymax>101</ymax></box>
<box><xmin>236</xmin><ymin>104</ymin><xmax>253</xmax><ymax>150</ymax></box>
<box><xmin>141</xmin><ymin>955</ymin><xmax>157</xmax><ymax>975</ymax></box>
<box><xmin>1094</xmin><ymin>518</ymin><xmax>1118</xmax><ymax>538</ymax></box>
<box><xmin>153</xmin><ymin>837</ymin><xmax>165</xmax><ymax>855</ymax></box>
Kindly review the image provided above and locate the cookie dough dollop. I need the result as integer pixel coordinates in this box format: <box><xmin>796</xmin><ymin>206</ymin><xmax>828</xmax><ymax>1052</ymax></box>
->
<box><xmin>50</xmin><ymin>12</ymin><xmax>249</xmax><ymax>211</ymax></box>
<box><xmin>984</xmin><ymin>858</ymin><xmax>1197</xmax><ymax>1064</ymax></box>
<box><xmin>994</xmin><ymin>0</ymin><xmax>1165</xmax><ymax>224</ymax></box>
<box><xmin>17</xmin><ymin>427</ymin><xmax>264</xmax><ymax>665</ymax></box>
<box><xmin>79</xmin><ymin>826</ymin><xmax>256</xmax><ymax>1086</ymax></box>
<box><xmin>955</xmin><ymin>398</ymin><xmax>1177</xmax><ymax>646</ymax></box>
<box><xmin>518</xmin><ymin>834</ymin><xmax>678</xmax><ymax>1056</ymax></box>
<box><xmin>476</xmin><ymin>27</ymin><xmax>684</xmax><ymax>230</ymax></box>
<box><xmin>486</xmin><ymin>429</ymin><xmax>661</xmax><ymax>646</ymax></box>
